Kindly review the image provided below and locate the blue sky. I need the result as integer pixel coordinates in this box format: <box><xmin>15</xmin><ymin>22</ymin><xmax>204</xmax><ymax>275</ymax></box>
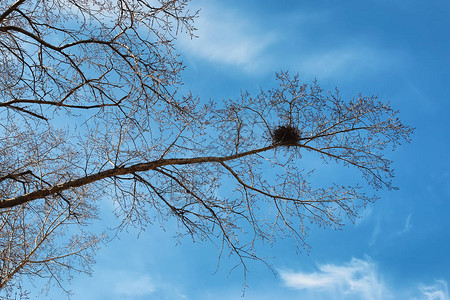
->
<box><xmin>47</xmin><ymin>0</ymin><xmax>450</xmax><ymax>299</ymax></box>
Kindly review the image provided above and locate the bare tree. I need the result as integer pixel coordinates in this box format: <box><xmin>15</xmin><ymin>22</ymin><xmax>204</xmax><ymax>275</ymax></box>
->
<box><xmin>0</xmin><ymin>0</ymin><xmax>413</xmax><ymax>297</ymax></box>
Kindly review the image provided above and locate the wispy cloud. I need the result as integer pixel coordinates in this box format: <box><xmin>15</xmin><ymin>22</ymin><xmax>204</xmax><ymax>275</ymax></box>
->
<box><xmin>280</xmin><ymin>257</ymin><xmax>391</xmax><ymax>300</ymax></box>
<box><xmin>296</xmin><ymin>45</ymin><xmax>399</xmax><ymax>80</ymax></box>
<box><xmin>108</xmin><ymin>271</ymin><xmax>189</xmax><ymax>300</ymax></box>
<box><xmin>369</xmin><ymin>218</ymin><xmax>382</xmax><ymax>246</ymax></box>
<box><xmin>178</xmin><ymin>1</ymin><xmax>276</xmax><ymax>72</ymax></box>
<box><xmin>280</xmin><ymin>258</ymin><xmax>449</xmax><ymax>300</ymax></box>
<box><xmin>179</xmin><ymin>2</ymin><xmax>403</xmax><ymax>79</ymax></box>
<box><xmin>113</xmin><ymin>273</ymin><xmax>155</xmax><ymax>298</ymax></box>
<box><xmin>419</xmin><ymin>280</ymin><xmax>449</xmax><ymax>300</ymax></box>
<box><xmin>395</xmin><ymin>213</ymin><xmax>413</xmax><ymax>236</ymax></box>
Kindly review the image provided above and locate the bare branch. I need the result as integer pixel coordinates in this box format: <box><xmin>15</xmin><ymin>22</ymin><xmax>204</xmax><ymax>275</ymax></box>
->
<box><xmin>0</xmin><ymin>0</ymin><xmax>26</xmax><ymax>23</ymax></box>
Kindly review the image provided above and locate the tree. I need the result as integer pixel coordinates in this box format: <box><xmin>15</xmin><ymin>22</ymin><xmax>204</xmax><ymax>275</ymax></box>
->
<box><xmin>0</xmin><ymin>0</ymin><xmax>413</xmax><ymax>297</ymax></box>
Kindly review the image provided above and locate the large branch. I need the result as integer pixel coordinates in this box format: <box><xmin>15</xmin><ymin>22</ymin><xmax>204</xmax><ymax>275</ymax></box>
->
<box><xmin>0</xmin><ymin>145</ymin><xmax>276</xmax><ymax>209</ymax></box>
<box><xmin>0</xmin><ymin>0</ymin><xmax>26</xmax><ymax>23</ymax></box>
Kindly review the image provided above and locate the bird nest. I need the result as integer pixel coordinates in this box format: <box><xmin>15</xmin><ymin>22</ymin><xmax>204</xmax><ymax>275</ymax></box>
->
<box><xmin>272</xmin><ymin>125</ymin><xmax>301</xmax><ymax>146</ymax></box>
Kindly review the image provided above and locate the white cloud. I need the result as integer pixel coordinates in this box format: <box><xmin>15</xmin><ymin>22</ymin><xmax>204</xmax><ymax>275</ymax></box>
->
<box><xmin>280</xmin><ymin>257</ymin><xmax>391</xmax><ymax>300</ymax></box>
<box><xmin>296</xmin><ymin>45</ymin><xmax>398</xmax><ymax>80</ymax></box>
<box><xmin>355</xmin><ymin>206</ymin><xmax>374</xmax><ymax>226</ymax></box>
<box><xmin>395</xmin><ymin>213</ymin><xmax>413</xmax><ymax>236</ymax></box>
<box><xmin>113</xmin><ymin>273</ymin><xmax>155</xmax><ymax>297</ymax></box>
<box><xmin>280</xmin><ymin>258</ymin><xmax>450</xmax><ymax>300</ymax></box>
<box><xmin>420</xmin><ymin>280</ymin><xmax>449</xmax><ymax>300</ymax></box>
<box><xmin>179</xmin><ymin>2</ymin><xmax>403</xmax><ymax>80</ymax></box>
<box><xmin>178</xmin><ymin>1</ymin><xmax>276</xmax><ymax>72</ymax></box>
<box><xmin>108</xmin><ymin>270</ymin><xmax>189</xmax><ymax>300</ymax></box>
